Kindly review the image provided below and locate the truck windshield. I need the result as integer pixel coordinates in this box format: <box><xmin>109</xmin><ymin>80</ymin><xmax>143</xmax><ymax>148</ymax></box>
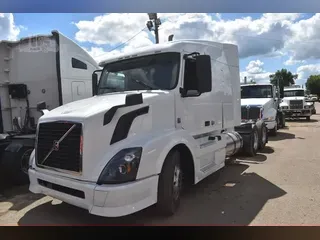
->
<box><xmin>284</xmin><ymin>90</ymin><xmax>305</xmax><ymax>97</ymax></box>
<box><xmin>97</xmin><ymin>52</ymin><xmax>180</xmax><ymax>95</ymax></box>
<box><xmin>241</xmin><ymin>85</ymin><xmax>273</xmax><ymax>99</ymax></box>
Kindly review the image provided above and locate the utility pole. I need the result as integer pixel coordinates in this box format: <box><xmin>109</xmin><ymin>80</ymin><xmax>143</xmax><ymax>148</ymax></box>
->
<box><xmin>147</xmin><ymin>13</ymin><xmax>161</xmax><ymax>44</ymax></box>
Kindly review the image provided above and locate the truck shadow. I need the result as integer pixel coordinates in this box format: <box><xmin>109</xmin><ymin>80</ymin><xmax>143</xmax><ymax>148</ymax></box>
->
<box><xmin>286</xmin><ymin>119</ymin><xmax>318</xmax><ymax>123</ymax></box>
<box><xmin>17</xmin><ymin>163</ymin><xmax>286</xmax><ymax>225</ymax></box>
<box><xmin>268</xmin><ymin>132</ymin><xmax>298</xmax><ymax>141</ymax></box>
<box><xmin>0</xmin><ymin>184</ymin><xmax>43</xmax><ymax>213</ymax></box>
<box><xmin>235</xmin><ymin>154</ymin><xmax>267</xmax><ymax>164</ymax></box>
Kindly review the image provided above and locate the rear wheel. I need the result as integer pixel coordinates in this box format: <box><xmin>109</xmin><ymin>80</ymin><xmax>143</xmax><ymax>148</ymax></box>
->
<box><xmin>243</xmin><ymin>125</ymin><xmax>259</xmax><ymax>157</ymax></box>
<box><xmin>258</xmin><ymin>123</ymin><xmax>268</xmax><ymax>150</ymax></box>
<box><xmin>156</xmin><ymin>150</ymin><xmax>182</xmax><ymax>216</ymax></box>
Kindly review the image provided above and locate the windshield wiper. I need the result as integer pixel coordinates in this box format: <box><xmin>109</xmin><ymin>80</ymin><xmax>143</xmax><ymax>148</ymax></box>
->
<box><xmin>99</xmin><ymin>87</ymin><xmax>122</xmax><ymax>92</ymax></box>
<box><xmin>99</xmin><ymin>87</ymin><xmax>118</xmax><ymax>90</ymax></box>
<box><xmin>132</xmin><ymin>78</ymin><xmax>153</xmax><ymax>90</ymax></box>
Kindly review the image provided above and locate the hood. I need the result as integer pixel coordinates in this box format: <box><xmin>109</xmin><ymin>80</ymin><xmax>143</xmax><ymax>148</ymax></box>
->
<box><xmin>241</xmin><ymin>98</ymin><xmax>272</xmax><ymax>107</ymax></box>
<box><xmin>40</xmin><ymin>90</ymin><xmax>169</xmax><ymax>121</ymax></box>
<box><xmin>283</xmin><ymin>96</ymin><xmax>305</xmax><ymax>101</ymax></box>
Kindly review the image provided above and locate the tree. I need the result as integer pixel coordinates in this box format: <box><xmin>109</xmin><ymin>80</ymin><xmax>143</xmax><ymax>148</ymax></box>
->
<box><xmin>306</xmin><ymin>75</ymin><xmax>320</xmax><ymax>96</ymax></box>
<box><xmin>269</xmin><ymin>69</ymin><xmax>298</xmax><ymax>88</ymax></box>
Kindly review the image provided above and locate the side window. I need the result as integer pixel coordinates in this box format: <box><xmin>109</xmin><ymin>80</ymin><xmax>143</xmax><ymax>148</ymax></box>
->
<box><xmin>72</xmin><ymin>58</ymin><xmax>87</xmax><ymax>70</ymax></box>
<box><xmin>183</xmin><ymin>59</ymin><xmax>198</xmax><ymax>91</ymax></box>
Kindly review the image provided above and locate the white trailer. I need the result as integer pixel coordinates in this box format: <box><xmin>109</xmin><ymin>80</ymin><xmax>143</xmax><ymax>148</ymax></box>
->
<box><xmin>28</xmin><ymin>40</ymin><xmax>268</xmax><ymax>217</ymax></box>
<box><xmin>0</xmin><ymin>31</ymin><xmax>99</xmax><ymax>184</ymax></box>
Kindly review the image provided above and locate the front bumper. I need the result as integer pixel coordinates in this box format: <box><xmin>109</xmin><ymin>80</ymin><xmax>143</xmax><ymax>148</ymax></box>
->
<box><xmin>28</xmin><ymin>169</ymin><xmax>158</xmax><ymax>217</ymax></box>
<box><xmin>283</xmin><ymin>109</ymin><xmax>311</xmax><ymax>117</ymax></box>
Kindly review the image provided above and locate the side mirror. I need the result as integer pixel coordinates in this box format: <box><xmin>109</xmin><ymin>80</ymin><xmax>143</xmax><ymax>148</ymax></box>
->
<box><xmin>92</xmin><ymin>69</ymin><xmax>102</xmax><ymax>96</ymax></box>
<box><xmin>195</xmin><ymin>55</ymin><xmax>212</xmax><ymax>94</ymax></box>
<box><xmin>37</xmin><ymin>101</ymin><xmax>46</xmax><ymax>112</ymax></box>
<box><xmin>37</xmin><ymin>101</ymin><xmax>49</xmax><ymax>116</ymax></box>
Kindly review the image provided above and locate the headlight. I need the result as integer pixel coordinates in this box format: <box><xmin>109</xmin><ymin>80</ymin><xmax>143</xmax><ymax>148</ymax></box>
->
<box><xmin>97</xmin><ymin>147</ymin><xmax>142</xmax><ymax>185</ymax></box>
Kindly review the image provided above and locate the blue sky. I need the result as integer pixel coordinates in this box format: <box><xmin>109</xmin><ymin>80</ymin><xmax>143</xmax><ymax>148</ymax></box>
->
<box><xmin>2</xmin><ymin>13</ymin><xmax>320</xmax><ymax>85</ymax></box>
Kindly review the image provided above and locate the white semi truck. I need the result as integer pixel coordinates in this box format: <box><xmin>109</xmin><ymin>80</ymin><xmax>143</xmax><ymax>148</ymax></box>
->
<box><xmin>0</xmin><ymin>31</ymin><xmax>99</xmax><ymax>184</ymax></box>
<box><xmin>240</xmin><ymin>83</ymin><xmax>285</xmax><ymax>136</ymax></box>
<box><xmin>280</xmin><ymin>85</ymin><xmax>313</xmax><ymax>121</ymax></box>
<box><xmin>28</xmin><ymin>40</ymin><xmax>268</xmax><ymax>217</ymax></box>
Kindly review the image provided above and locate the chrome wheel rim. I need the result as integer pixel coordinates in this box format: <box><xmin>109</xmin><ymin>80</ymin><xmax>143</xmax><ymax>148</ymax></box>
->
<box><xmin>173</xmin><ymin>165</ymin><xmax>182</xmax><ymax>200</ymax></box>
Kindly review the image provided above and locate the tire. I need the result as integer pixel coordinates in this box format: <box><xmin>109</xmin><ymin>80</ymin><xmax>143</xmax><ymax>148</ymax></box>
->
<box><xmin>306</xmin><ymin>116</ymin><xmax>311</xmax><ymax>121</ymax></box>
<box><xmin>281</xmin><ymin>115</ymin><xmax>286</xmax><ymax>128</ymax></box>
<box><xmin>243</xmin><ymin>125</ymin><xmax>259</xmax><ymax>157</ymax></box>
<box><xmin>258</xmin><ymin>123</ymin><xmax>268</xmax><ymax>150</ymax></box>
<box><xmin>156</xmin><ymin>150</ymin><xmax>182</xmax><ymax>216</ymax></box>
<box><xmin>0</xmin><ymin>147</ymin><xmax>33</xmax><ymax>185</ymax></box>
<box><xmin>278</xmin><ymin>112</ymin><xmax>286</xmax><ymax>129</ymax></box>
<box><xmin>269</xmin><ymin>116</ymin><xmax>278</xmax><ymax>136</ymax></box>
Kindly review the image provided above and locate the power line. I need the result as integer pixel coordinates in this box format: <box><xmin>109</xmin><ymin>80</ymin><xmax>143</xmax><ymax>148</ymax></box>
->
<box><xmin>94</xmin><ymin>26</ymin><xmax>147</xmax><ymax>59</ymax></box>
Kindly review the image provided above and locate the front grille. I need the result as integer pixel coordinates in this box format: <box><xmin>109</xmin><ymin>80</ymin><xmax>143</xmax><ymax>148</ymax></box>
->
<box><xmin>36</xmin><ymin>121</ymin><xmax>82</xmax><ymax>173</ymax></box>
<box><xmin>289</xmin><ymin>100</ymin><xmax>303</xmax><ymax>109</ymax></box>
<box><xmin>241</xmin><ymin>106</ymin><xmax>261</xmax><ymax>120</ymax></box>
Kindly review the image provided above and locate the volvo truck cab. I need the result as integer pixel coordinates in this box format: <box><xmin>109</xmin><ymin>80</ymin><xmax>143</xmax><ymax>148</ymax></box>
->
<box><xmin>28</xmin><ymin>40</ymin><xmax>268</xmax><ymax>217</ymax></box>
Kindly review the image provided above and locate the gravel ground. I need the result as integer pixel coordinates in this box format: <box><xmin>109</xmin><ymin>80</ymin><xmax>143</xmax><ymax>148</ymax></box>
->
<box><xmin>1</xmin><ymin>103</ymin><xmax>320</xmax><ymax>225</ymax></box>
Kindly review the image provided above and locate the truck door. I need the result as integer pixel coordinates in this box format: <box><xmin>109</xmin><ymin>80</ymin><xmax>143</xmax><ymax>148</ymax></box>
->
<box><xmin>175</xmin><ymin>55</ymin><xmax>225</xmax><ymax>180</ymax></box>
<box><xmin>71</xmin><ymin>81</ymin><xmax>86</xmax><ymax>102</ymax></box>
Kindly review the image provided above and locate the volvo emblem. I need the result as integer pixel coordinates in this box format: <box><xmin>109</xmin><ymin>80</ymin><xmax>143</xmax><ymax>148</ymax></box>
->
<box><xmin>53</xmin><ymin>140</ymin><xmax>60</xmax><ymax>151</ymax></box>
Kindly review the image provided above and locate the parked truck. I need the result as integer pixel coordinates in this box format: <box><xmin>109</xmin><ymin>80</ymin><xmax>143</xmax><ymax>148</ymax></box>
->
<box><xmin>280</xmin><ymin>85</ymin><xmax>314</xmax><ymax>121</ymax></box>
<box><xmin>240</xmin><ymin>83</ymin><xmax>285</xmax><ymax>136</ymax></box>
<box><xmin>0</xmin><ymin>31</ymin><xmax>99</xmax><ymax>184</ymax></box>
<box><xmin>28</xmin><ymin>40</ymin><xmax>268</xmax><ymax>217</ymax></box>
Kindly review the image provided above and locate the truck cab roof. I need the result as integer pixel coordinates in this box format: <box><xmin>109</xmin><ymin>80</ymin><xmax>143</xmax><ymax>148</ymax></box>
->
<box><xmin>99</xmin><ymin>39</ymin><xmax>239</xmax><ymax>67</ymax></box>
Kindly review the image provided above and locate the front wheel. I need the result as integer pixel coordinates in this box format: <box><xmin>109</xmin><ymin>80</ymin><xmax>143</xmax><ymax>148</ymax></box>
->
<box><xmin>306</xmin><ymin>116</ymin><xmax>311</xmax><ymax>121</ymax></box>
<box><xmin>156</xmin><ymin>150</ymin><xmax>183</xmax><ymax>216</ymax></box>
<box><xmin>269</xmin><ymin>117</ymin><xmax>278</xmax><ymax>136</ymax></box>
<box><xmin>1</xmin><ymin>147</ymin><xmax>33</xmax><ymax>185</ymax></box>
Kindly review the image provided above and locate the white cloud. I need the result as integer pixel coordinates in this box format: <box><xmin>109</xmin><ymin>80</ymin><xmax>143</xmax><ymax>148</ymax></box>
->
<box><xmin>0</xmin><ymin>13</ymin><xmax>20</xmax><ymax>41</ymax></box>
<box><xmin>74</xmin><ymin>13</ymin><xmax>150</xmax><ymax>45</ymax></box>
<box><xmin>246</xmin><ymin>60</ymin><xmax>264</xmax><ymax>74</ymax></box>
<box><xmin>74</xmin><ymin>13</ymin><xmax>320</xmax><ymax>63</ymax></box>
<box><xmin>157</xmin><ymin>13</ymin><xmax>300</xmax><ymax>59</ymax></box>
<box><xmin>241</xmin><ymin>60</ymin><xmax>273</xmax><ymax>83</ymax></box>
<box><xmin>83</xmin><ymin>32</ymin><xmax>153</xmax><ymax>63</ymax></box>
<box><xmin>286</xmin><ymin>13</ymin><xmax>320</xmax><ymax>62</ymax></box>
<box><xmin>296</xmin><ymin>64</ymin><xmax>320</xmax><ymax>80</ymax></box>
<box><xmin>284</xmin><ymin>56</ymin><xmax>306</xmax><ymax>66</ymax></box>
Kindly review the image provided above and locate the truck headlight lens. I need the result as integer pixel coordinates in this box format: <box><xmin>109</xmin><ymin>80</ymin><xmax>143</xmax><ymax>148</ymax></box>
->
<box><xmin>97</xmin><ymin>147</ymin><xmax>142</xmax><ymax>185</ymax></box>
